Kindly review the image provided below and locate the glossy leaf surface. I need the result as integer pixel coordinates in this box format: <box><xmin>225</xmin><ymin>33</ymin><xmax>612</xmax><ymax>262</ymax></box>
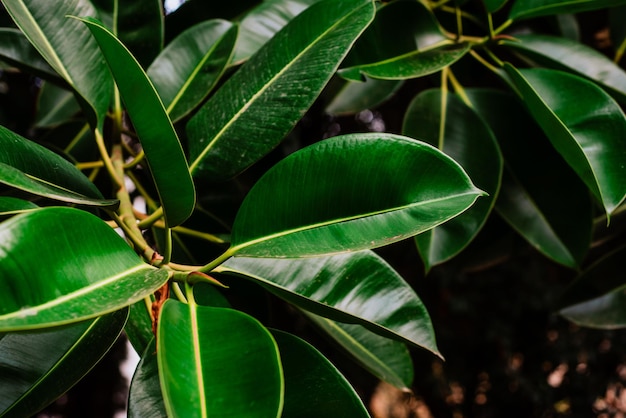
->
<box><xmin>304</xmin><ymin>312</ymin><xmax>414</xmax><ymax>389</ymax></box>
<box><xmin>219</xmin><ymin>250</ymin><xmax>440</xmax><ymax>356</ymax></box>
<box><xmin>148</xmin><ymin>19</ymin><xmax>237</xmax><ymax>122</ymax></box>
<box><xmin>403</xmin><ymin>89</ymin><xmax>502</xmax><ymax>271</ymax></box>
<box><xmin>0</xmin><ymin>308</ymin><xmax>127</xmax><ymax>417</ymax></box>
<box><xmin>504</xmin><ymin>64</ymin><xmax>626</xmax><ymax>216</ymax></box>
<box><xmin>230</xmin><ymin>133</ymin><xmax>483</xmax><ymax>257</ymax></box>
<box><xmin>272</xmin><ymin>329</ymin><xmax>370</xmax><ymax>418</ymax></box>
<box><xmin>326</xmin><ymin>77</ymin><xmax>404</xmax><ymax>115</ymax></box>
<box><xmin>187</xmin><ymin>0</ymin><xmax>376</xmax><ymax>181</ymax></box>
<box><xmin>81</xmin><ymin>18</ymin><xmax>195</xmax><ymax>226</ymax></box>
<box><xmin>559</xmin><ymin>245</ymin><xmax>626</xmax><ymax>328</ymax></box>
<box><xmin>35</xmin><ymin>82</ymin><xmax>81</xmax><ymax>128</ymax></box>
<box><xmin>3</xmin><ymin>0</ymin><xmax>112</xmax><ymax>129</ymax></box>
<box><xmin>0</xmin><ymin>28</ymin><xmax>60</xmax><ymax>81</ymax></box>
<box><xmin>502</xmin><ymin>34</ymin><xmax>626</xmax><ymax>103</ymax></box>
<box><xmin>125</xmin><ymin>300</ymin><xmax>154</xmax><ymax>356</ymax></box>
<box><xmin>509</xmin><ymin>0</ymin><xmax>626</xmax><ymax>20</ymax></box>
<box><xmin>157</xmin><ymin>299</ymin><xmax>283</xmax><ymax>418</ymax></box>
<box><xmin>468</xmin><ymin>89</ymin><xmax>592</xmax><ymax>267</ymax></box>
<box><xmin>128</xmin><ymin>339</ymin><xmax>166</xmax><ymax>418</ymax></box>
<box><xmin>339</xmin><ymin>42</ymin><xmax>470</xmax><ymax>81</ymax></box>
<box><xmin>0</xmin><ymin>207</ymin><xmax>168</xmax><ymax>331</ymax></box>
<box><xmin>0</xmin><ymin>198</ymin><xmax>38</xmax><ymax>218</ymax></box>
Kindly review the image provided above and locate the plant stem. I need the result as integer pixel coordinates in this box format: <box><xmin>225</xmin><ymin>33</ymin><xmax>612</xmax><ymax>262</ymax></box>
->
<box><xmin>615</xmin><ymin>36</ymin><xmax>626</xmax><ymax>63</ymax></box>
<box><xmin>95</xmin><ymin>129</ymin><xmax>123</xmax><ymax>188</ymax></box>
<box><xmin>439</xmin><ymin>67</ymin><xmax>449</xmax><ymax>150</ymax></box>
<box><xmin>493</xmin><ymin>19</ymin><xmax>513</xmax><ymax>36</ymax></box>
<box><xmin>198</xmin><ymin>247</ymin><xmax>237</xmax><ymax>273</ymax></box>
<box><xmin>448</xmin><ymin>70</ymin><xmax>472</xmax><ymax>107</ymax></box>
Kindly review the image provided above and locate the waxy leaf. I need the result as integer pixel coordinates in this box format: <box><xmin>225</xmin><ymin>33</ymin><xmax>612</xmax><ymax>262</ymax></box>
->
<box><xmin>272</xmin><ymin>329</ymin><xmax>370</xmax><ymax>418</ymax></box>
<box><xmin>128</xmin><ymin>339</ymin><xmax>166</xmax><ymax>418</ymax></box>
<box><xmin>187</xmin><ymin>0</ymin><xmax>376</xmax><ymax>181</ymax></box>
<box><xmin>503</xmin><ymin>64</ymin><xmax>626</xmax><ymax>216</ymax></box>
<box><xmin>502</xmin><ymin>34</ymin><xmax>626</xmax><ymax>104</ymax></box>
<box><xmin>0</xmin><ymin>28</ymin><xmax>61</xmax><ymax>82</ymax></box>
<box><xmin>559</xmin><ymin>245</ymin><xmax>626</xmax><ymax>328</ymax></box>
<box><xmin>304</xmin><ymin>312</ymin><xmax>414</xmax><ymax>389</ymax></box>
<box><xmin>0</xmin><ymin>207</ymin><xmax>168</xmax><ymax>331</ymax></box>
<box><xmin>326</xmin><ymin>77</ymin><xmax>404</xmax><ymax>115</ymax></box>
<box><xmin>3</xmin><ymin>0</ymin><xmax>113</xmax><ymax>129</ymax></box>
<box><xmin>0</xmin><ymin>197</ymin><xmax>38</xmax><ymax>216</ymax></box>
<box><xmin>35</xmin><ymin>82</ymin><xmax>81</xmax><ymax>128</ymax></box>
<box><xmin>509</xmin><ymin>0</ymin><xmax>626</xmax><ymax>20</ymax></box>
<box><xmin>80</xmin><ymin>18</ymin><xmax>196</xmax><ymax>226</ymax></box>
<box><xmin>125</xmin><ymin>300</ymin><xmax>154</xmax><ymax>356</ymax></box>
<box><xmin>403</xmin><ymin>89</ymin><xmax>502</xmax><ymax>272</ymax></box>
<box><xmin>0</xmin><ymin>309</ymin><xmax>127</xmax><ymax>417</ymax></box>
<box><xmin>484</xmin><ymin>0</ymin><xmax>508</xmax><ymax>12</ymax></box>
<box><xmin>230</xmin><ymin>133</ymin><xmax>483</xmax><ymax>257</ymax></box>
<box><xmin>467</xmin><ymin>89</ymin><xmax>592</xmax><ymax>268</ymax></box>
<box><xmin>148</xmin><ymin>19</ymin><xmax>237</xmax><ymax>122</ymax></box>
<box><xmin>157</xmin><ymin>300</ymin><xmax>283</xmax><ymax>418</ymax></box>
<box><xmin>219</xmin><ymin>250</ymin><xmax>440</xmax><ymax>356</ymax></box>
<box><xmin>339</xmin><ymin>42</ymin><xmax>470</xmax><ymax>81</ymax></box>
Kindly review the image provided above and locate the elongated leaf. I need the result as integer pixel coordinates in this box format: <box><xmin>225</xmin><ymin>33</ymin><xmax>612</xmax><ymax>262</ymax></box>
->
<box><xmin>128</xmin><ymin>339</ymin><xmax>166</xmax><ymax>418</ymax></box>
<box><xmin>339</xmin><ymin>42</ymin><xmax>470</xmax><ymax>82</ymax></box>
<box><xmin>232</xmin><ymin>0</ymin><xmax>320</xmax><ymax>64</ymax></box>
<box><xmin>3</xmin><ymin>0</ymin><xmax>113</xmax><ymax>129</ymax></box>
<box><xmin>272</xmin><ymin>329</ymin><xmax>370</xmax><ymax>418</ymax></box>
<box><xmin>326</xmin><ymin>77</ymin><xmax>404</xmax><ymax>116</ymax></box>
<box><xmin>502</xmin><ymin>34</ymin><xmax>626</xmax><ymax>104</ymax></box>
<box><xmin>0</xmin><ymin>308</ymin><xmax>127</xmax><ymax>417</ymax></box>
<box><xmin>0</xmin><ymin>28</ymin><xmax>61</xmax><ymax>82</ymax></box>
<box><xmin>509</xmin><ymin>0</ymin><xmax>626</xmax><ymax>20</ymax></box>
<box><xmin>304</xmin><ymin>312</ymin><xmax>414</xmax><ymax>389</ymax></box>
<box><xmin>80</xmin><ymin>18</ymin><xmax>195</xmax><ymax>227</ymax></box>
<box><xmin>468</xmin><ymin>89</ymin><xmax>592</xmax><ymax>268</ymax></box>
<box><xmin>0</xmin><ymin>207</ymin><xmax>168</xmax><ymax>331</ymax></box>
<box><xmin>503</xmin><ymin>64</ymin><xmax>626</xmax><ymax>216</ymax></box>
<box><xmin>147</xmin><ymin>19</ymin><xmax>237</xmax><ymax>122</ymax></box>
<box><xmin>157</xmin><ymin>299</ymin><xmax>283</xmax><ymax>418</ymax></box>
<box><xmin>559</xmin><ymin>245</ymin><xmax>626</xmax><ymax>328</ymax></box>
<box><xmin>218</xmin><ymin>250</ymin><xmax>440</xmax><ymax>356</ymax></box>
<box><xmin>125</xmin><ymin>299</ymin><xmax>154</xmax><ymax>356</ymax></box>
<box><xmin>0</xmin><ymin>124</ymin><xmax>107</xmax><ymax>200</ymax></box>
<box><xmin>187</xmin><ymin>0</ymin><xmax>376</xmax><ymax>181</ymax></box>
<box><xmin>0</xmin><ymin>197</ymin><xmax>38</xmax><ymax>216</ymax></box>
<box><xmin>229</xmin><ymin>133</ymin><xmax>484</xmax><ymax>257</ymax></box>
<box><xmin>35</xmin><ymin>82</ymin><xmax>81</xmax><ymax>127</ymax></box>
<box><xmin>403</xmin><ymin>89</ymin><xmax>502</xmax><ymax>272</ymax></box>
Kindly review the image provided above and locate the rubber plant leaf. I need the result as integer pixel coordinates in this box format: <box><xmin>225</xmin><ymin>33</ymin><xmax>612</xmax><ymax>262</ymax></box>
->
<box><xmin>325</xmin><ymin>77</ymin><xmax>404</xmax><ymax>116</ymax></box>
<box><xmin>0</xmin><ymin>308</ymin><xmax>128</xmax><ymax>417</ymax></box>
<box><xmin>3</xmin><ymin>0</ymin><xmax>113</xmax><ymax>130</ymax></box>
<box><xmin>187</xmin><ymin>0</ymin><xmax>376</xmax><ymax>181</ymax></box>
<box><xmin>0</xmin><ymin>28</ymin><xmax>62</xmax><ymax>82</ymax></box>
<box><xmin>35</xmin><ymin>82</ymin><xmax>81</xmax><ymax>128</ymax></box>
<box><xmin>0</xmin><ymin>207</ymin><xmax>169</xmax><ymax>331</ymax></box>
<box><xmin>0</xmin><ymin>197</ymin><xmax>38</xmax><ymax>218</ymax></box>
<box><xmin>509</xmin><ymin>0</ymin><xmax>626</xmax><ymax>20</ymax></box>
<box><xmin>125</xmin><ymin>300</ymin><xmax>154</xmax><ymax>356</ymax></box>
<box><xmin>147</xmin><ymin>19</ymin><xmax>237</xmax><ymax>122</ymax></box>
<box><xmin>271</xmin><ymin>329</ymin><xmax>370</xmax><ymax>418</ymax></box>
<box><xmin>218</xmin><ymin>250</ymin><xmax>440</xmax><ymax>357</ymax></box>
<box><xmin>157</xmin><ymin>299</ymin><xmax>283</xmax><ymax>418</ymax></box>
<box><xmin>403</xmin><ymin>89</ymin><xmax>502</xmax><ymax>272</ymax></box>
<box><xmin>467</xmin><ymin>88</ymin><xmax>591</xmax><ymax>268</ymax></box>
<box><xmin>503</xmin><ymin>64</ymin><xmax>626</xmax><ymax>217</ymax></box>
<box><xmin>80</xmin><ymin>17</ymin><xmax>196</xmax><ymax>226</ymax></box>
<box><xmin>128</xmin><ymin>339</ymin><xmax>167</xmax><ymax>418</ymax></box>
<box><xmin>228</xmin><ymin>133</ymin><xmax>484</xmax><ymax>258</ymax></box>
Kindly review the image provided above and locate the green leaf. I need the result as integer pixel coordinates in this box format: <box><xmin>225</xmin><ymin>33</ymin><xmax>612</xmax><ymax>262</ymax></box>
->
<box><xmin>232</xmin><ymin>0</ymin><xmax>320</xmax><ymax>64</ymax></box>
<box><xmin>338</xmin><ymin>42</ymin><xmax>470</xmax><ymax>82</ymax></box>
<box><xmin>509</xmin><ymin>0</ymin><xmax>626</xmax><ymax>20</ymax></box>
<box><xmin>157</xmin><ymin>299</ymin><xmax>283</xmax><ymax>418</ymax></box>
<box><xmin>80</xmin><ymin>17</ymin><xmax>196</xmax><ymax>227</ymax></box>
<box><xmin>128</xmin><ymin>339</ymin><xmax>167</xmax><ymax>418</ymax></box>
<box><xmin>502</xmin><ymin>34</ymin><xmax>626</xmax><ymax>104</ymax></box>
<box><xmin>0</xmin><ymin>197</ymin><xmax>38</xmax><ymax>216</ymax></box>
<box><xmin>403</xmin><ymin>89</ymin><xmax>502</xmax><ymax>272</ymax></box>
<box><xmin>503</xmin><ymin>64</ymin><xmax>626</xmax><ymax>216</ymax></box>
<box><xmin>484</xmin><ymin>0</ymin><xmax>508</xmax><ymax>12</ymax></box>
<box><xmin>271</xmin><ymin>329</ymin><xmax>370</xmax><ymax>418</ymax></box>
<box><xmin>147</xmin><ymin>19</ymin><xmax>237</xmax><ymax>122</ymax></box>
<box><xmin>0</xmin><ymin>207</ymin><xmax>168</xmax><ymax>331</ymax></box>
<box><xmin>325</xmin><ymin>77</ymin><xmax>404</xmax><ymax>116</ymax></box>
<box><xmin>229</xmin><ymin>133</ymin><xmax>484</xmax><ymax>257</ymax></box>
<box><xmin>304</xmin><ymin>312</ymin><xmax>414</xmax><ymax>389</ymax></box>
<box><xmin>187</xmin><ymin>0</ymin><xmax>376</xmax><ymax>181</ymax></box>
<box><xmin>0</xmin><ymin>308</ymin><xmax>127</xmax><ymax>417</ymax></box>
<box><xmin>0</xmin><ymin>28</ymin><xmax>61</xmax><ymax>82</ymax></box>
<box><xmin>3</xmin><ymin>0</ymin><xmax>113</xmax><ymax>130</ymax></box>
<box><xmin>125</xmin><ymin>300</ymin><xmax>154</xmax><ymax>356</ymax></box>
<box><xmin>35</xmin><ymin>82</ymin><xmax>81</xmax><ymax>128</ymax></box>
<box><xmin>559</xmin><ymin>245</ymin><xmax>626</xmax><ymax>328</ymax></box>
<box><xmin>218</xmin><ymin>250</ymin><xmax>440</xmax><ymax>357</ymax></box>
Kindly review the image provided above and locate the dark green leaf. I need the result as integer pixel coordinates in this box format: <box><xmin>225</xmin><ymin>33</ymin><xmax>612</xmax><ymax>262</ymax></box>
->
<box><xmin>403</xmin><ymin>89</ymin><xmax>502</xmax><ymax>271</ymax></box>
<box><xmin>80</xmin><ymin>17</ymin><xmax>196</xmax><ymax>226</ymax></box>
<box><xmin>0</xmin><ymin>197</ymin><xmax>38</xmax><ymax>216</ymax></box>
<box><xmin>219</xmin><ymin>250</ymin><xmax>440</xmax><ymax>356</ymax></box>
<box><xmin>125</xmin><ymin>300</ymin><xmax>154</xmax><ymax>356</ymax></box>
<box><xmin>3</xmin><ymin>0</ymin><xmax>113</xmax><ymax>130</ymax></box>
<box><xmin>0</xmin><ymin>308</ymin><xmax>127</xmax><ymax>417</ymax></box>
<box><xmin>484</xmin><ymin>0</ymin><xmax>508</xmax><ymax>12</ymax></box>
<box><xmin>509</xmin><ymin>0</ymin><xmax>626</xmax><ymax>20</ymax></box>
<box><xmin>229</xmin><ymin>133</ymin><xmax>483</xmax><ymax>257</ymax></box>
<box><xmin>0</xmin><ymin>28</ymin><xmax>61</xmax><ymax>82</ymax></box>
<box><xmin>128</xmin><ymin>339</ymin><xmax>166</xmax><ymax>418</ymax></box>
<box><xmin>325</xmin><ymin>77</ymin><xmax>404</xmax><ymax>116</ymax></box>
<box><xmin>503</xmin><ymin>64</ymin><xmax>626</xmax><ymax>216</ymax></box>
<box><xmin>157</xmin><ymin>299</ymin><xmax>283</xmax><ymax>418</ymax></box>
<box><xmin>187</xmin><ymin>0</ymin><xmax>376</xmax><ymax>181</ymax></box>
<box><xmin>0</xmin><ymin>207</ymin><xmax>168</xmax><ymax>331</ymax></box>
<box><xmin>35</xmin><ymin>82</ymin><xmax>81</xmax><ymax>127</ymax></box>
<box><xmin>272</xmin><ymin>329</ymin><xmax>370</xmax><ymax>418</ymax></box>
<box><xmin>148</xmin><ymin>19</ymin><xmax>237</xmax><ymax>122</ymax></box>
